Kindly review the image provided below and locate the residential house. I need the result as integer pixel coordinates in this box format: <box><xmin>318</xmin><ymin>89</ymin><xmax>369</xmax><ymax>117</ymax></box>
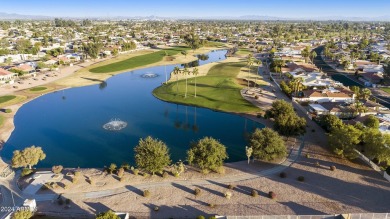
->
<box><xmin>0</xmin><ymin>68</ymin><xmax>18</xmax><ymax>84</ymax></box>
<box><xmin>12</xmin><ymin>63</ymin><xmax>35</xmax><ymax>74</ymax></box>
<box><xmin>298</xmin><ymin>89</ymin><xmax>355</xmax><ymax>103</ymax></box>
<box><xmin>359</xmin><ymin>72</ymin><xmax>384</xmax><ymax>87</ymax></box>
<box><xmin>289</xmin><ymin>71</ymin><xmax>342</xmax><ymax>88</ymax></box>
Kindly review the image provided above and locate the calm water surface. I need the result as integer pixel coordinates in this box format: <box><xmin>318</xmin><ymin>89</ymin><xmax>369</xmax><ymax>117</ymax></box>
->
<box><xmin>2</xmin><ymin>50</ymin><xmax>264</xmax><ymax>167</ymax></box>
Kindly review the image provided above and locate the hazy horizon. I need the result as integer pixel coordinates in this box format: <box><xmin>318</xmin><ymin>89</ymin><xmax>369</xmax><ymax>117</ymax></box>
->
<box><xmin>1</xmin><ymin>0</ymin><xmax>390</xmax><ymax>19</ymax></box>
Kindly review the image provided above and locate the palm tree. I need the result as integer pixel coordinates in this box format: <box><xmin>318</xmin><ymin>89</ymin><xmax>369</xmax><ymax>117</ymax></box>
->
<box><xmin>290</xmin><ymin>78</ymin><xmax>304</xmax><ymax>97</ymax></box>
<box><xmin>164</xmin><ymin>52</ymin><xmax>169</xmax><ymax>84</ymax></box>
<box><xmin>192</xmin><ymin>67</ymin><xmax>199</xmax><ymax>97</ymax></box>
<box><xmin>255</xmin><ymin>59</ymin><xmax>262</xmax><ymax>87</ymax></box>
<box><xmin>173</xmin><ymin>66</ymin><xmax>181</xmax><ymax>93</ymax></box>
<box><xmin>360</xmin><ymin>88</ymin><xmax>371</xmax><ymax>100</ymax></box>
<box><xmin>247</xmin><ymin>55</ymin><xmax>255</xmax><ymax>89</ymax></box>
<box><xmin>310</xmin><ymin>51</ymin><xmax>317</xmax><ymax>64</ymax></box>
<box><xmin>183</xmin><ymin>67</ymin><xmax>190</xmax><ymax>98</ymax></box>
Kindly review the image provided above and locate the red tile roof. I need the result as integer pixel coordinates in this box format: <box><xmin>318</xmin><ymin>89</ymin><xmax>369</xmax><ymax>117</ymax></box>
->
<box><xmin>0</xmin><ymin>68</ymin><xmax>15</xmax><ymax>76</ymax></box>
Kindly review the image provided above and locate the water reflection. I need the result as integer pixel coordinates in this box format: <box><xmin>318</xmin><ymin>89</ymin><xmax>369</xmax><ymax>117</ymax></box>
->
<box><xmin>181</xmin><ymin>54</ymin><xmax>210</xmax><ymax>68</ymax></box>
<box><xmin>99</xmin><ymin>81</ymin><xmax>108</xmax><ymax>90</ymax></box>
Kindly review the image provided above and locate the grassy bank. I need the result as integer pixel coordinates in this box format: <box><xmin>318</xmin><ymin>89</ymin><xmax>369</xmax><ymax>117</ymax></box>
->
<box><xmin>153</xmin><ymin>62</ymin><xmax>260</xmax><ymax>113</ymax></box>
<box><xmin>0</xmin><ymin>95</ymin><xmax>27</xmax><ymax>108</ymax></box>
<box><xmin>90</xmin><ymin>47</ymin><xmax>189</xmax><ymax>73</ymax></box>
<box><xmin>30</xmin><ymin>86</ymin><xmax>47</xmax><ymax>92</ymax></box>
<box><xmin>25</xmin><ymin>86</ymin><xmax>54</xmax><ymax>94</ymax></box>
<box><xmin>0</xmin><ymin>95</ymin><xmax>16</xmax><ymax>104</ymax></box>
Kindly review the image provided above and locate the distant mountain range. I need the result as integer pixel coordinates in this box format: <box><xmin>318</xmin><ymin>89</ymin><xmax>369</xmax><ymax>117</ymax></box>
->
<box><xmin>0</xmin><ymin>12</ymin><xmax>390</xmax><ymax>21</ymax></box>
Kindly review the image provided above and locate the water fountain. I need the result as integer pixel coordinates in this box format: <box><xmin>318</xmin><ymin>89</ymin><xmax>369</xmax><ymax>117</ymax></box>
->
<box><xmin>103</xmin><ymin>119</ymin><xmax>127</xmax><ymax>131</ymax></box>
<box><xmin>141</xmin><ymin>72</ymin><xmax>158</xmax><ymax>78</ymax></box>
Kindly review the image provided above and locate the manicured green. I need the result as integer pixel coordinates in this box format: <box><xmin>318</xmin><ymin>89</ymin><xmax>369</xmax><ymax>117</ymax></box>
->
<box><xmin>153</xmin><ymin>62</ymin><xmax>260</xmax><ymax>113</ymax></box>
<box><xmin>380</xmin><ymin>87</ymin><xmax>390</xmax><ymax>94</ymax></box>
<box><xmin>0</xmin><ymin>95</ymin><xmax>16</xmax><ymax>104</ymax></box>
<box><xmin>29</xmin><ymin>86</ymin><xmax>47</xmax><ymax>92</ymax></box>
<box><xmin>90</xmin><ymin>47</ymin><xmax>189</xmax><ymax>73</ymax></box>
<box><xmin>236</xmin><ymin>48</ymin><xmax>252</xmax><ymax>56</ymax></box>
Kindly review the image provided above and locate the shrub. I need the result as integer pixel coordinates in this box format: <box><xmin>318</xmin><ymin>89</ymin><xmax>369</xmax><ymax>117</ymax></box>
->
<box><xmin>5</xmin><ymin>109</ymin><xmax>12</xmax><ymax>113</ymax></box>
<box><xmin>143</xmin><ymin>190</ymin><xmax>151</xmax><ymax>197</ymax></box>
<box><xmin>52</xmin><ymin>165</ymin><xmax>63</xmax><ymax>174</ymax></box>
<box><xmin>74</xmin><ymin>171</ymin><xmax>81</xmax><ymax>178</ymax></box>
<box><xmin>197</xmin><ymin>216</ymin><xmax>205</xmax><ymax>219</ymax></box>
<box><xmin>279</xmin><ymin>172</ymin><xmax>287</xmax><ymax>178</ymax></box>
<box><xmin>72</xmin><ymin>177</ymin><xmax>78</xmax><ymax>184</ymax></box>
<box><xmin>133</xmin><ymin>169</ymin><xmax>139</xmax><ymax>176</ymax></box>
<box><xmin>21</xmin><ymin>168</ymin><xmax>33</xmax><ymax>177</ymax></box>
<box><xmin>50</xmin><ymin>182</ymin><xmax>58</xmax><ymax>189</ymax></box>
<box><xmin>143</xmin><ymin>173</ymin><xmax>150</xmax><ymax>177</ymax></box>
<box><xmin>162</xmin><ymin>171</ymin><xmax>169</xmax><ymax>178</ymax></box>
<box><xmin>251</xmin><ymin>189</ymin><xmax>258</xmax><ymax>197</ymax></box>
<box><xmin>117</xmin><ymin>167</ymin><xmax>124</xmax><ymax>178</ymax></box>
<box><xmin>173</xmin><ymin>172</ymin><xmax>179</xmax><ymax>177</ymax></box>
<box><xmin>297</xmin><ymin>176</ymin><xmax>305</xmax><ymax>182</ymax></box>
<box><xmin>208</xmin><ymin>203</ymin><xmax>216</xmax><ymax>208</ymax></box>
<box><xmin>330</xmin><ymin>165</ymin><xmax>336</xmax><ymax>171</ymax></box>
<box><xmin>119</xmin><ymin>177</ymin><xmax>125</xmax><ymax>182</ymax></box>
<box><xmin>57</xmin><ymin>198</ymin><xmax>64</xmax><ymax>205</ymax></box>
<box><xmin>65</xmin><ymin>199</ymin><xmax>71</xmax><ymax>205</ymax></box>
<box><xmin>121</xmin><ymin>163</ymin><xmax>130</xmax><ymax>170</ymax></box>
<box><xmin>201</xmin><ymin>169</ymin><xmax>210</xmax><ymax>175</ymax></box>
<box><xmin>224</xmin><ymin>191</ymin><xmax>232</xmax><ymax>199</ymax></box>
<box><xmin>216</xmin><ymin>166</ymin><xmax>225</xmax><ymax>174</ymax></box>
<box><xmin>305</xmin><ymin>154</ymin><xmax>310</xmax><ymax>158</ymax></box>
<box><xmin>227</xmin><ymin>184</ymin><xmax>235</xmax><ymax>190</ymax></box>
<box><xmin>63</xmin><ymin>184</ymin><xmax>69</xmax><ymax>190</ymax></box>
<box><xmin>268</xmin><ymin>191</ymin><xmax>276</xmax><ymax>199</ymax></box>
<box><xmin>194</xmin><ymin>188</ymin><xmax>201</xmax><ymax>196</ymax></box>
<box><xmin>154</xmin><ymin>206</ymin><xmax>159</xmax><ymax>212</ymax></box>
<box><xmin>108</xmin><ymin>163</ymin><xmax>117</xmax><ymax>174</ymax></box>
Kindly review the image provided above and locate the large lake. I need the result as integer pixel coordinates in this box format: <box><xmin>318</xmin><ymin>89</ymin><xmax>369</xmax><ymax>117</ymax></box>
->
<box><xmin>1</xmin><ymin>50</ymin><xmax>264</xmax><ymax>168</ymax></box>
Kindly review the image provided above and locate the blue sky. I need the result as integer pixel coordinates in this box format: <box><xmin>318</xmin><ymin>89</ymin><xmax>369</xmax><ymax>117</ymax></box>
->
<box><xmin>1</xmin><ymin>0</ymin><xmax>390</xmax><ymax>18</ymax></box>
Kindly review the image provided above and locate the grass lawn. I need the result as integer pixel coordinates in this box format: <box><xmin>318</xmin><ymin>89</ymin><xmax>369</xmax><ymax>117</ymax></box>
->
<box><xmin>0</xmin><ymin>95</ymin><xmax>27</xmax><ymax>108</ymax></box>
<box><xmin>236</xmin><ymin>48</ymin><xmax>252</xmax><ymax>56</ymax></box>
<box><xmin>30</xmin><ymin>86</ymin><xmax>47</xmax><ymax>92</ymax></box>
<box><xmin>380</xmin><ymin>87</ymin><xmax>390</xmax><ymax>94</ymax></box>
<box><xmin>0</xmin><ymin>114</ymin><xmax>4</xmax><ymax>127</ymax></box>
<box><xmin>153</xmin><ymin>62</ymin><xmax>260</xmax><ymax>113</ymax></box>
<box><xmin>90</xmin><ymin>46</ymin><xmax>189</xmax><ymax>73</ymax></box>
<box><xmin>0</xmin><ymin>95</ymin><xmax>16</xmax><ymax>104</ymax></box>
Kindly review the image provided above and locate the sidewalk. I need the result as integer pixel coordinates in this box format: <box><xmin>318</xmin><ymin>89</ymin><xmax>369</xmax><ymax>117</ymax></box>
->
<box><xmin>0</xmin><ymin>59</ymin><xmax>109</xmax><ymax>96</ymax></box>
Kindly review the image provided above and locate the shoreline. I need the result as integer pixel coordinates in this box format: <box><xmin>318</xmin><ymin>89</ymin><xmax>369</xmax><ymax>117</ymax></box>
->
<box><xmin>0</xmin><ymin>46</ymin><xmax>236</xmax><ymax>167</ymax></box>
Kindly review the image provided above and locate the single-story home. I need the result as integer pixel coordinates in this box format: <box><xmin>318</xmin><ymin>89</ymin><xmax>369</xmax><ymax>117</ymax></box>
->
<box><xmin>0</xmin><ymin>68</ymin><xmax>18</xmax><ymax>84</ymax></box>
<box><xmin>298</xmin><ymin>89</ymin><xmax>355</xmax><ymax>103</ymax></box>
